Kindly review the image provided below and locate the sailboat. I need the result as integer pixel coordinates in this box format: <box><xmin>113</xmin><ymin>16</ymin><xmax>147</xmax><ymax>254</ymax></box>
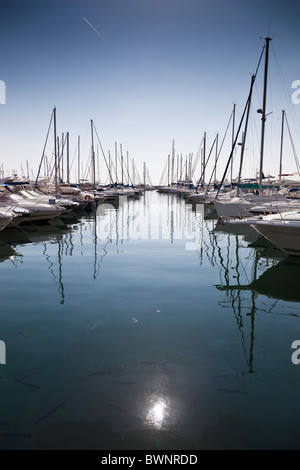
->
<box><xmin>0</xmin><ymin>208</ymin><xmax>17</xmax><ymax>231</ymax></box>
<box><xmin>213</xmin><ymin>37</ymin><xmax>289</xmax><ymax>219</ymax></box>
<box><xmin>247</xmin><ymin>211</ymin><xmax>300</xmax><ymax>257</ymax></box>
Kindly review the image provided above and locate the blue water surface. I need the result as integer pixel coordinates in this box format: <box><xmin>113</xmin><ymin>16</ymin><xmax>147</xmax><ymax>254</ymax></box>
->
<box><xmin>0</xmin><ymin>190</ymin><xmax>300</xmax><ymax>450</ymax></box>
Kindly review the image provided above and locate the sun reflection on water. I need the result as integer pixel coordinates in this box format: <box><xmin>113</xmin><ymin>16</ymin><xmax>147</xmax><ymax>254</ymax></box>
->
<box><xmin>145</xmin><ymin>396</ymin><xmax>172</xmax><ymax>430</ymax></box>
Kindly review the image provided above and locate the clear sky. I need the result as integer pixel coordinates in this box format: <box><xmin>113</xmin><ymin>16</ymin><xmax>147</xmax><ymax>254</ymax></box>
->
<box><xmin>1</xmin><ymin>0</ymin><xmax>300</xmax><ymax>185</ymax></box>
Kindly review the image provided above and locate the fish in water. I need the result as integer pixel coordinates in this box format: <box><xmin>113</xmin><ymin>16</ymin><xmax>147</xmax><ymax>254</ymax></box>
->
<box><xmin>34</xmin><ymin>401</ymin><xmax>65</xmax><ymax>425</ymax></box>
<box><xmin>0</xmin><ymin>432</ymin><xmax>31</xmax><ymax>438</ymax></box>
<box><xmin>86</xmin><ymin>370</ymin><xmax>111</xmax><ymax>377</ymax></box>
<box><xmin>108</xmin><ymin>403</ymin><xmax>130</xmax><ymax>416</ymax></box>
<box><xmin>90</xmin><ymin>321</ymin><xmax>103</xmax><ymax>330</ymax></box>
<box><xmin>216</xmin><ymin>387</ymin><xmax>248</xmax><ymax>396</ymax></box>
<box><xmin>19</xmin><ymin>371</ymin><xmax>41</xmax><ymax>381</ymax></box>
<box><xmin>14</xmin><ymin>378</ymin><xmax>42</xmax><ymax>390</ymax></box>
<box><xmin>18</xmin><ymin>330</ymin><xmax>27</xmax><ymax>337</ymax></box>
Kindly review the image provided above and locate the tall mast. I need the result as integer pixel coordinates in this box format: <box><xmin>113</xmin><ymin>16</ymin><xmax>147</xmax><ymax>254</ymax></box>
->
<box><xmin>132</xmin><ymin>159</ymin><xmax>135</xmax><ymax>186</ymax></box>
<box><xmin>171</xmin><ymin>139</ymin><xmax>175</xmax><ymax>185</ymax></box>
<box><xmin>214</xmin><ymin>133</ymin><xmax>218</xmax><ymax>184</ymax></box>
<box><xmin>259</xmin><ymin>36</ymin><xmax>272</xmax><ymax>191</ymax></box>
<box><xmin>238</xmin><ymin>74</ymin><xmax>255</xmax><ymax>185</ymax></box>
<box><xmin>53</xmin><ymin>106</ymin><xmax>58</xmax><ymax>193</ymax></box>
<box><xmin>115</xmin><ymin>142</ymin><xmax>118</xmax><ymax>184</ymax></box>
<box><xmin>77</xmin><ymin>135</ymin><xmax>80</xmax><ymax>185</ymax></box>
<box><xmin>120</xmin><ymin>144</ymin><xmax>123</xmax><ymax>185</ymax></box>
<box><xmin>279</xmin><ymin>110</ymin><xmax>285</xmax><ymax>182</ymax></box>
<box><xmin>61</xmin><ymin>132</ymin><xmax>64</xmax><ymax>183</ymax></box>
<box><xmin>57</xmin><ymin>136</ymin><xmax>60</xmax><ymax>185</ymax></box>
<box><xmin>66</xmin><ymin>132</ymin><xmax>70</xmax><ymax>184</ymax></box>
<box><xmin>91</xmin><ymin>119</ymin><xmax>96</xmax><ymax>188</ymax></box>
<box><xmin>231</xmin><ymin>104</ymin><xmax>236</xmax><ymax>186</ymax></box>
<box><xmin>108</xmin><ymin>150</ymin><xmax>112</xmax><ymax>185</ymax></box>
<box><xmin>202</xmin><ymin>132</ymin><xmax>206</xmax><ymax>187</ymax></box>
<box><xmin>127</xmin><ymin>151</ymin><xmax>130</xmax><ymax>185</ymax></box>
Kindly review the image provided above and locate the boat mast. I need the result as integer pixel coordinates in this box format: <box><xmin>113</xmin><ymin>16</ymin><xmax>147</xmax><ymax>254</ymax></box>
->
<box><xmin>77</xmin><ymin>135</ymin><xmax>80</xmax><ymax>185</ymax></box>
<box><xmin>57</xmin><ymin>136</ymin><xmax>60</xmax><ymax>185</ymax></box>
<box><xmin>127</xmin><ymin>151</ymin><xmax>130</xmax><ymax>185</ymax></box>
<box><xmin>214</xmin><ymin>133</ymin><xmax>218</xmax><ymax>184</ymax></box>
<box><xmin>91</xmin><ymin>119</ymin><xmax>96</xmax><ymax>189</ymax></box>
<box><xmin>279</xmin><ymin>110</ymin><xmax>284</xmax><ymax>183</ymax></box>
<box><xmin>258</xmin><ymin>36</ymin><xmax>272</xmax><ymax>192</ymax></box>
<box><xmin>66</xmin><ymin>132</ymin><xmax>70</xmax><ymax>184</ymax></box>
<box><xmin>238</xmin><ymin>74</ymin><xmax>255</xmax><ymax>185</ymax></box>
<box><xmin>202</xmin><ymin>132</ymin><xmax>206</xmax><ymax>187</ymax></box>
<box><xmin>61</xmin><ymin>132</ymin><xmax>64</xmax><ymax>183</ymax></box>
<box><xmin>231</xmin><ymin>103</ymin><xmax>236</xmax><ymax>187</ymax></box>
<box><xmin>120</xmin><ymin>144</ymin><xmax>124</xmax><ymax>185</ymax></box>
<box><xmin>171</xmin><ymin>139</ymin><xmax>175</xmax><ymax>185</ymax></box>
<box><xmin>132</xmin><ymin>159</ymin><xmax>135</xmax><ymax>186</ymax></box>
<box><xmin>53</xmin><ymin>106</ymin><xmax>58</xmax><ymax>194</ymax></box>
<box><xmin>115</xmin><ymin>142</ymin><xmax>118</xmax><ymax>184</ymax></box>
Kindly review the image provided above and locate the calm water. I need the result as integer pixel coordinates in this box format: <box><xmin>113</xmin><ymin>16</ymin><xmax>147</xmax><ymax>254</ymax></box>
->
<box><xmin>1</xmin><ymin>190</ymin><xmax>300</xmax><ymax>450</ymax></box>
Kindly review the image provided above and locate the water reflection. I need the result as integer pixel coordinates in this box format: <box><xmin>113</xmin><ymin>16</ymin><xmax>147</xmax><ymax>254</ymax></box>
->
<box><xmin>217</xmin><ymin>253</ymin><xmax>300</xmax><ymax>304</ymax></box>
<box><xmin>96</xmin><ymin>192</ymin><xmax>205</xmax><ymax>250</ymax></box>
<box><xmin>212</xmin><ymin>219</ymin><xmax>300</xmax><ymax>374</ymax></box>
<box><xmin>2</xmin><ymin>192</ymin><xmax>300</xmax><ymax>449</ymax></box>
<box><xmin>145</xmin><ymin>396</ymin><xmax>170</xmax><ymax>430</ymax></box>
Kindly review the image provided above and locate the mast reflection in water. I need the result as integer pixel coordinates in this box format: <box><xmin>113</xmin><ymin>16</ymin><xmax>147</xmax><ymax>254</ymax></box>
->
<box><xmin>1</xmin><ymin>191</ymin><xmax>300</xmax><ymax>450</ymax></box>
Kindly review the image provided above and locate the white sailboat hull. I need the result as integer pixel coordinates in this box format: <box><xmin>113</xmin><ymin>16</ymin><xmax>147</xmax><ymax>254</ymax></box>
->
<box><xmin>251</xmin><ymin>222</ymin><xmax>300</xmax><ymax>257</ymax></box>
<box><xmin>248</xmin><ymin>212</ymin><xmax>300</xmax><ymax>257</ymax></box>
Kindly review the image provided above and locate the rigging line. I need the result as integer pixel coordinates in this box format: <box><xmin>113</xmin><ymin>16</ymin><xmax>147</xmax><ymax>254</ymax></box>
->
<box><xmin>34</xmin><ymin>110</ymin><xmax>54</xmax><ymax>189</ymax></box>
<box><xmin>216</xmin><ymin>99</ymin><xmax>250</xmax><ymax>198</ymax></box>
<box><xmin>191</xmin><ymin>136</ymin><xmax>204</xmax><ymax>183</ymax></box>
<box><xmin>159</xmin><ymin>157</ymin><xmax>168</xmax><ymax>186</ymax></box>
<box><xmin>134</xmin><ymin>165</ymin><xmax>143</xmax><ymax>186</ymax></box>
<box><xmin>121</xmin><ymin>152</ymin><xmax>134</xmax><ymax>186</ymax></box>
<box><xmin>83</xmin><ymin>150</ymin><xmax>92</xmax><ymax>181</ymax></box>
<box><xmin>56</xmin><ymin>133</ymin><xmax>67</xmax><ymax>181</ymax></box>
<box><xmin>284</xmin><ymin>113</ymin><xmax>300</xmax><ymax>173</ymax></box>
<box><xmin>271</xmin><ymin>43</ymin><xmax>300</xmax><ymax>139</ymax></box>
<box><xmin>206</xmin><ymin>111</ymin><xmax>233</xmax><ymax>191</ymax></box>
<box><xmin>196</xmin><ymin>135</ymin><xmax>217</xmax><ymax>190</ymax></box>
<box><xmin>108</xmin><ymin>151</ymin><xmax>117</xmax><ymax>184</ymax></box>
<box><xmin>191</xmin><ymin>152</ymin><xmax>200</xmax><ymax>182</ymax></box>
<box><xmin>69</xmin><ymin>142</ymin><xmax>78</xmax><ymax>177</ymax></box>
<box><xmin>216</xmin><ymin>44</ymin><xmax>265</xmax><ymax>198</ymax></box>
<box><xmin>92</xmin><ymin>123</ymin><xmax>115</xmax><ymax>184</ymax></box>
<box><xmin>48</xmin><ymin>135</ymin><xmax>67</xmax><ymax>184</ymax></box>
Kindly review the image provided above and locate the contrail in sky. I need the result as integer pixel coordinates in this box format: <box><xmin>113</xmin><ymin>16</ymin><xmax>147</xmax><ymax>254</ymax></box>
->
<box><xmin>83</xmin><ymin>17</ymin><xmax>106</xmax><ymax>42</ymax></box>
